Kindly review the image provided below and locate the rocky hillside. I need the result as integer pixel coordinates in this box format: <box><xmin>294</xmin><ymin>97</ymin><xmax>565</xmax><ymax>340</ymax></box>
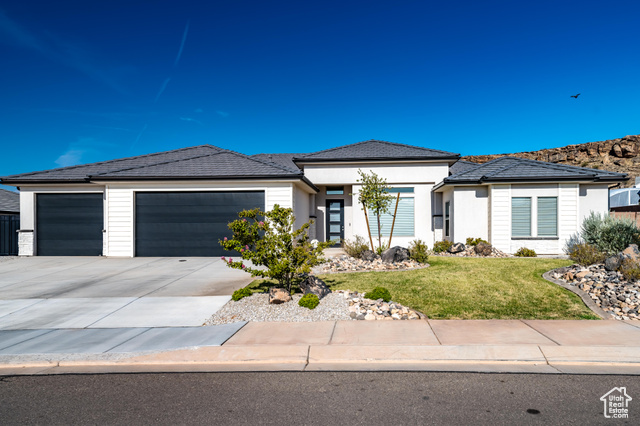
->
<box><xmin>462</xmin><ymin>135</ymin><xmax>640</xmax><ymax>187</ymax></box>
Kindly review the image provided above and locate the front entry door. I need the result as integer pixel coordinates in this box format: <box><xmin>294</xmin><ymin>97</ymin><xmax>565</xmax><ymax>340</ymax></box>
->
<box><xmin>326</xmin><ymin>200</ymin><xmax>344</xmax><ymax>246</ymax></box>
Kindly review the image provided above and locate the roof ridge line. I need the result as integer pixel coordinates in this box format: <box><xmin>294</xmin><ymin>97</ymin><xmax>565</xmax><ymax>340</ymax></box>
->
<box><xmin>508</xmin><ymin>157</ymin><xmax>599</xmax><ymax>176</ymax></box>
<box><xmin>239</xmin><ymin>151</ymin><xmax>302</xmax><ymax>174</ymax></box>
<box><xmin>3</xmin><ymin>144</ymin><xmax>219</xmax><ymax>179</ymax></box>
<box><xmin>90</xmin><ymin>151</ymin><xmax>223</xmax><ymax>177</ymax></box>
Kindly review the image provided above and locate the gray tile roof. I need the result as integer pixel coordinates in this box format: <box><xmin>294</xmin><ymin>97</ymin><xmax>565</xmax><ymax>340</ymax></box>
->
<box><xmin>250</xmin><ymin>153</ymin><xmax>301</xmax><ymax>172</ymax></box>
<box><xmin>294</xmin><ymin>140</ymin><xmax>459</xmax><ymax>162</ymax></box>
<box><xmin>444</xmin><ymin>156</ymin><xmax>628</xmax><ymax>184</ymax></box>
<box><xmin>1</xmin><ymin>145</ymin><xmax>303</xmax><ymax>183</ymax></box>
<box><xmin>449</xmin><ymin>160</ymin><xmax>481</xmax><ymax>175</ymax></box>
<box><xmin>0</xmin><ymin>188</ymin><xmax>19</xmax><ymax>213</ymax></box>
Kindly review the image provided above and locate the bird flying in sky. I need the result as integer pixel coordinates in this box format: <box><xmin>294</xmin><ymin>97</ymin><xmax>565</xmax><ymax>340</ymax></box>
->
<box><xmin>570</xmin><ymin>93</ymin><xmax>580</xmax><ymax>98</ymax></box>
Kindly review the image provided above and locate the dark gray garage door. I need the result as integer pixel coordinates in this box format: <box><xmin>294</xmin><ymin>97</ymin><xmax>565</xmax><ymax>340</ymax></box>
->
<box><xmin>135</xmin><ymin>191</ymin><xmax>265</xmax><ymax>257</ymax></box>
<box><xmin>36</xmin><ymin>193</ymin><xmax>104</xmax><ymax>256</ymax></box>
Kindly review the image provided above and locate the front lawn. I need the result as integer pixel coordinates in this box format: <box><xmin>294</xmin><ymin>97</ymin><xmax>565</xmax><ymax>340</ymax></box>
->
<box><xmin>318</xmin><ymin>257</ymin><xmax>598</xmax><ymax>320</ymax></box>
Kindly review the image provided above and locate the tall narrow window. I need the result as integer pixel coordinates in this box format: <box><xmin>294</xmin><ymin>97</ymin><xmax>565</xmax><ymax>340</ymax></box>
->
<box><xmin>444</xmin><ymin>201</ymin><xmax>450</xmax><ymax>237</ymax></box>
<box><xmin>537</xmin><ymin>197</ymin><xmax>558</xmax><ymax>237</ymax></box>
<box><xmin>512</xmin><ymin>197</ymin><xmax>531</xmax><ymax>237</ymax></box>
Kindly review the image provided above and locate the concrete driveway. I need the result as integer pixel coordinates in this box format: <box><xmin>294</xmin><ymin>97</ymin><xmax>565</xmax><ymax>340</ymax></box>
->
<box><xmin>0</xmin><ymin>257</ymin><xmax>254</xmax><ymax>330</ymax></box>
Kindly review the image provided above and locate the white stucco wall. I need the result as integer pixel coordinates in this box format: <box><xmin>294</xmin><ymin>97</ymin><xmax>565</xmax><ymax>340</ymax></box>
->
<box><xmin>451</xmin><ymin>186</ymin><xmax>489</xmax><ymax>243</ymax></box>
<box><xmin>579</xmin><ymin>183</ymin><xmax>610</xmax><ymax>222</ymax></box>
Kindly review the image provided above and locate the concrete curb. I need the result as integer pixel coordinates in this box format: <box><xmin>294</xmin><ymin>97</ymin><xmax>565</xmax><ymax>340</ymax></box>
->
<box><xmin>2</xmin><ymin>345</ymin><xmax>639</xmax><ymax>376</ymax></box>
<box><xmin>543</xmin><ymin>270</ymin><xmax>611</xmax><ymax>319</ymax></box>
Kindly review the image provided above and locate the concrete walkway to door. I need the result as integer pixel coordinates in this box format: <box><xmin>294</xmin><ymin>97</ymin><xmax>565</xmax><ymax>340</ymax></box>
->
<box><xmin>0</xmin><ymin>257</ymin><xmax>254</xmax><ymax>330</ymax></box>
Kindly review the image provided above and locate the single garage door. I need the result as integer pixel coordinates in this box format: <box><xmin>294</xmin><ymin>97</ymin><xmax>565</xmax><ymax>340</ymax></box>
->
<box><xmin>36</xmin><ymin>193</ymin><xmax>104</xmax><ymax>256</ymax></box>
<box><xmin>135</xmin><ymin>191</ymin><xmax>265</xmax><ymax>257</ymax></box>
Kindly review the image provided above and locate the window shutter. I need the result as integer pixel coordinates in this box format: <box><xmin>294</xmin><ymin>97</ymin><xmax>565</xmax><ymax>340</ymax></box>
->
<box><xmin>537</xmin><ymin>197</ymin><xmax>557</xmax><ymax>237</ymax></box>
<box><xmin>368</xmin><ymin>198</ymin><xmax>415</xmax><ymax>237</ymax></box>
<box><xmin>512</xmin><ymin>197</ymin><xmax>531</xmax><ymax>237</ymax></box>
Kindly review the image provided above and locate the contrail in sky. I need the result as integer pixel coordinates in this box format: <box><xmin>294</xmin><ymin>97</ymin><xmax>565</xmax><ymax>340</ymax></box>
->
<box><xmin>131</xmin><ymin>123</ymin><xmax>148</xmax><ymax>150</ymax></box>
<box><xmin>154</xmin><ymin>77</ymin><xmax>171</xmax><ymax>102</ymax></box>
<box><xmin>173</xmin><ymin>20</ymin><xmax>190</xmax><ymax>68</ymax></box>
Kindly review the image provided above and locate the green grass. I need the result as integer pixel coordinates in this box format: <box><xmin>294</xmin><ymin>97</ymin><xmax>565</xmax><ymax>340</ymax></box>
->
<box><xmin>315</xmin><ymin>257</ymin><xmax>599</xmax><ymax>320</ymax></box>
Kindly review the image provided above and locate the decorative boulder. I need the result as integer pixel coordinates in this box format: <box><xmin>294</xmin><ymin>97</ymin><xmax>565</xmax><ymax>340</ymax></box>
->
<box><xmin>361</xmin><ymin>250</ymin><xmax>378</xmax><ymax>262</ymax></box>
<box><xmin>448</xmin><ymin>242</ymin><xmax>465</xmax><ymax>254</ymax></box>
<box><xmin>622</xmin><ymin>244</ymin><xmax>640</xmax><ymax>262</ymax></box>
<box><xmin>381</xmin><ymin>246</ymin><xmax>410</xmax><ymax>263</ymax></box>
<box><xmin>299</xmin><ymin>275</ymin><xmax>331</xmax><ymax>300</ymax></box>
<box><xmin>604</xmin><ymin>255</ymin><xmax>622</xmax><ymax>272</ymax></box>
<box><xmin>268</xmin><ymin>287</ymin><xmax>292</xmax><ymax>304</ymax></box>
<box><xmin>474</xmin><ymin>242</ymin><xmax>493</xmax><ymax>256</ymax></box>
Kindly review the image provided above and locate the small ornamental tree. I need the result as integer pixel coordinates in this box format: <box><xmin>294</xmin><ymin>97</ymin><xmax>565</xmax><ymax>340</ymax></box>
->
<box><xmin>220</xmin><ymin>204</ymin><xmax>332</xmax><ymax>293</ymax></box>
<box><xmin>356</xmin><ymin>169</ymin><xmax>394</xmax><ymax>251</ymax></box>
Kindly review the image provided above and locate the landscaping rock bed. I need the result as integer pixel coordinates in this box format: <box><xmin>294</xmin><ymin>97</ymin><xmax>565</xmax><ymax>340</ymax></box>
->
<box><xmin>205</xmin><ymin>290</ymin><xmax>424</xmax><ymax>324</ymax></box>
<box><xmin>436</xmin><ymin>245</ymin><xmax>510</xmax><ymax>258</ymax></box>
<box><xmin>551</xmin><ymin>264</ymin><xmax>640</xmax><ymax>321</ymax></box>
<box><xmin>312</xmin><ymin>254</ymin><xmax>428</xmax><ymax>274</ymax></box>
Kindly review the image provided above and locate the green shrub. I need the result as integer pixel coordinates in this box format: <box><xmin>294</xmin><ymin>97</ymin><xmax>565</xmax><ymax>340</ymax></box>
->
<box><xmin>514</xmin><ymin>247</ymin><xmax>537</xmax><ymax>257</ymax></box>
<box><xmin>366</xmin><ymin>286</ymin><xmax>392</xmax><ymax>302</ymax></box>
<box><xmin>232</xmin><ymin>287</ymin><xmax>253</xmax><ymax>301</ymax></box>
<box><xmin>433</xmin><ymin>240</ymin><xmax>453</xmax><ymax>253</ymax></box>
<box><xmin>408</xmin><ymin>239</ymin><xmax>429</xmax><ymax>263</ymax></box>
<box><xmin>620</xmin><ymin>258</ymin><xmax>640</xmax><ymax>282</ymax></box>
<box><xmin>567</xmin><ymin>242</ymin><xmax>606</xmax><ymax>266</ymax></box>
<box><xmin>465</xmin><ymin>237</ymin><xmax>489</xmax><ymax>246</ymax></box>
<box><xmin>580</xmin><ymin>212</ymin><xmax>640</xmax><ymax>254</ymax></box>
<box><xmin>376</xmin><ymin>245</ymin><xmax>387</xmax><ymax>256</ymax></box>
<box><xmin>298</xmin><ymin>293</ymin><xmax>320</xmax><ymax>309</ymax></box>
<box><xmin>343</xmin><ymin>235</ymin><xmax>370</xmax><ymax>258</ymax></box>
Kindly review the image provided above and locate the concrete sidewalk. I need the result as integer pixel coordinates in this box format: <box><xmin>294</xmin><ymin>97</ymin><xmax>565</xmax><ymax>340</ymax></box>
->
<box><xmin>1</xmin><ymin>319</ymin><xmax>639</xmax><ymax>376</ymax></box>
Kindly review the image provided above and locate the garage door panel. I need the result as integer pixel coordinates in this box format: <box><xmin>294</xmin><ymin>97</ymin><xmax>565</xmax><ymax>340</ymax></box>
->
<box><xmin>135</xmin><ymin>191</ymin><xmax>264</xmax><ymax>257</ymax></box>
<box><xmin>36</xmin><ymin>194</ymin><xmax>103</xmax><ymax>256</ymax></box>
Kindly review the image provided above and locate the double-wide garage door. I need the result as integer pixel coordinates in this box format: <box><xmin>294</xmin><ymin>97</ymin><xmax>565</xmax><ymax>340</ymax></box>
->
<box><xmin>35</xmin><ymin>191</ymin><xmax>264</xmax><ymax>257</ymax></box>
<box><xmin>135</xmin><ymin>191</ymin><xmax>265</xmax><ymax>257</ymax></box>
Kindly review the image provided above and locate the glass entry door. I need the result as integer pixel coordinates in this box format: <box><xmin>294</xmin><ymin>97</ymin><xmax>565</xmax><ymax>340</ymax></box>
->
<box><xmin>326</xmin><ymin>200</ymin><xmax>344</xmax><ymax>246</ymax></box>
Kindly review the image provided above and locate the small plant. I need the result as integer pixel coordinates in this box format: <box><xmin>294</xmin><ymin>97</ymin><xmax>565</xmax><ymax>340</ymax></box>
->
<box><xmin>465</xmin><ymin>237</ymin><xmax>488</xmax><ymax>246</ymax></box>
<box><xmin>620</xmin><ymin>258</ymin><xmax>640</xmax><ymax>282</ymax></box>
<box><xmin>232</xmin><ymin>287</ymin><xmax>253</xmax><ymax>301</ymax></box>
<box><xmin>567</xmin><ymin>242</ymin><xmax>606</xmax><ymax>266</ymax></box>
<box><xmin>408</xmin><ymin>239</ymin><xmax>429</xmax><ymax>263</ymax></box>
<box><xmin>514</xmin><ymin>247</ymin><xmax>537</xmax><ymax>257</ymax></box>
<box><xmin>342</xmin><ymin>235</ymin><xmax>369</xmax><ymax>259</ymax></box>
<box><xmin>366</xmin><ymin>286</ymin><xmax>392</xmax><ymax>302</ymax></box>
<box><xmin>375</xmin><ymin>245</ymin><xmax>387</xmax><ymax>256</ymax></box>
<box><xmin>433</xmin><ymin>240</ymin><xmax>453</xmax><ymax>253</ymax></box>
<box><xmin>298</xmin><ymin>293</ymin><xmax>320</xmax><ymax>309</ymax></box>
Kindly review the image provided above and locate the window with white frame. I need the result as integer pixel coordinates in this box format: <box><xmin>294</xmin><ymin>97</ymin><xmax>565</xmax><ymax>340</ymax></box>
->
<box><xmin>368</xmin><ymin>188</ymin><xmax>415</xmax><ymax>237</ymax></box>
<box><xmin>444</xmin><ymin>201</ymin><xmax>450</xmax><ymax>237</ymax></box>
<box><xmin>511</xmin><ymin>196</ymin><xmax>557</xmax><ymax>238</ymax></box>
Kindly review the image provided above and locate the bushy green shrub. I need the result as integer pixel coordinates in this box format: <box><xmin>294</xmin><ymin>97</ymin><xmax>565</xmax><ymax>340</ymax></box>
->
<box><xmin>580</xmin><ymin>212</ymin><xmax>640</xmax><ymax>254</ymax></box>
<box><xmin>298</xmin><ymin>293</ymin><xmax>320</xmax><ymax>309</ymax></box>
<box><xmin>232</xmin><ymin>287</ymin><xmax>253</xmax><ymax>301</ymax></box>
<box><xmin>465</xmin><ymin>237</ymin><xmax>489</xmax><ymax>246</ymax></box>
<box><xmin>433</xmin><ymin>240</ymin><xmax>453</xmax><ymax>253</ymax></box>
<box><xmin>376</xmin><ymin>245</ymin><xmax>387</xmax><ymax>256</ymax></box>
<box><xmin>567</xmin><ymin>242</ymin><xmax>606</xmax><ymax>266</ymax></box>
<box><xmin>514</xmin><ymin>247</ymin><xmax>537</xmax><ymax>257</ymax></box>
<box><xmin>408</xmin><ymin>239</ymin><xmax>429</xmax><ymax>263</ymax></box>
<box><xmin>620</xmin><ymin>258</ymin><xmax>640</xmax><ymax>282</ymax></box>
<box><xmin>343</xmin><ymin>235</ymin><xmax>370</xmax><ymax>258</ymax></box>
<box><xmin>366</xmin><ymin>286</ymin><xmax>392</xmax><ymax>302</ymax></box>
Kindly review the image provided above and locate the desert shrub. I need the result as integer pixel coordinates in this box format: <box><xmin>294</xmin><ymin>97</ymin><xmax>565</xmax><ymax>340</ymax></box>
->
<box><xmin>620</xmin><ymin>258</ymin><xmax>640</xmax><ymax>282</ymax></box>
<box><xmin>580</xmin><ymin>212</ymin><xmax>640</xmax><ymax>254</ymax></box>
<box><xmin>375</xmin><ymin>245</ymin><xmax>387</xmax><ymax>256</ymax></box>
<box><xmin>343</xmin><ymin>235</ymin><xmax>369</xmax><ymax>258</ymax></box>
<box><xmin>298</xmin><ymin>293</ymin><xmax>320</xmax><ymax>309</ymax></box>
<box><xmin>514</xmin><ymin>247</ymin><xmax>537</xmax><ymax>257</ymax></box>
<box><xmin>366</xmin><ymin>286</ymin><xmax>392</xmax><ymax>302</ymax></box>
<box><xmin>232</xmin><ymin>287</ymin><xmax>253</xmax><ymax>301</ymax></box>
<box><xmin>567</xmin><ymin>242</ymin><xmax>606</xmax><ymax>266</ymax></box>
<box><xmin>465</xmin><ymin>237</ymin><xmax>488</xmax><ymax>246</ymax></box>
<box><xmin>433</xmin><ymin>240</ymin><xmax>453</xmax><ymax>253</ymax></box>
<box><xmin>563</xmin><ymin>233</ymin><xmax>582</xmax><ymax>255</ymax></box>
<box><xmin>408</xmin><ymin>239</ymin><xmax>429</xmax><ymax>263</ymax></box>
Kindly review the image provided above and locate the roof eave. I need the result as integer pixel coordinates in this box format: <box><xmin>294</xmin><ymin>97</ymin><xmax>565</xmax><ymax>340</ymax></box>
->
<box><xmin>443</xmin><ymin>174</ymin><xmax>628</xmax><ymax>185</ymax></box>
<box><xmin>293</xmin><ymin>155</ymin><xmax>461</xmax><ymax>164</ymax></box>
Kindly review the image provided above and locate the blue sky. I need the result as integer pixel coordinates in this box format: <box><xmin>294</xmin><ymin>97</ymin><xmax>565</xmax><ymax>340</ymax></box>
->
<box><xmin>2</xmin><ymin>0</ymin><xmax>640</xmax><ymax>191</ymax></box>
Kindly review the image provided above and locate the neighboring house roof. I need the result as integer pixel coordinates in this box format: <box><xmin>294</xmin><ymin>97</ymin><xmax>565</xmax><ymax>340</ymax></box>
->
<box><xmin>294</xmin><ymin>140</ymin><xmax>460</xmax><ymax>163</ymax></box>
<box><xmin>449</xmin><ymin>160</ymin><xmax>481</xmax><ymax>175</ymax></box>
<box><xmin>250</xmin><ymin>153</ymin><xmax>301</xmax><ymax>172</ymax></box>
<box><xmin>440</xmin><ymin>156</ymin><xmax>628</xmax><ymax>185</ymax></box>
<box><xmin>0</xmin><ymin>188</ymin><xmax>19</xmax><ymax>213</ymax></box>
<box><xmin>0</xmin><ymin>145</ymin><xmax>308</xmax><ymax>184</ymax></box>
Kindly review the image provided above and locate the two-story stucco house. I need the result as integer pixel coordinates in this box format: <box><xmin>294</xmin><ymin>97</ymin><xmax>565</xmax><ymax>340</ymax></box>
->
<box><xmin>0</xmin><ymin>140</ymin><xmax>627</xmax><ymax>257</ymax></box>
